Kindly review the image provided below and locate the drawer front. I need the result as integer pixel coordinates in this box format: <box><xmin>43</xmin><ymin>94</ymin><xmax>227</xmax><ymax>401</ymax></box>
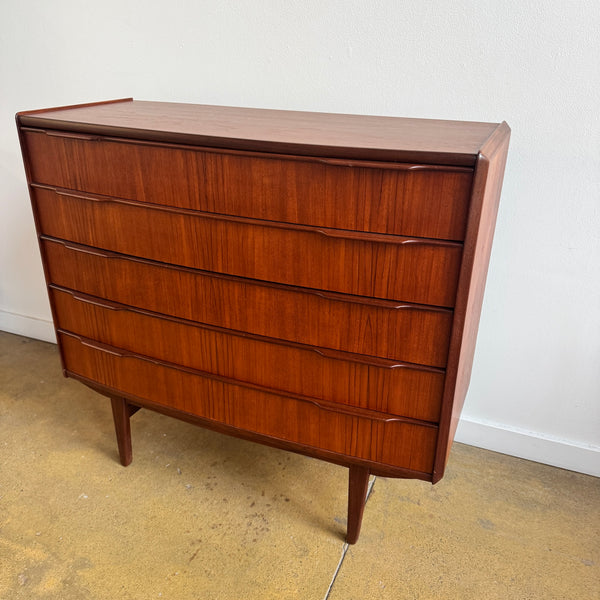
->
<box><xmin>23</xmin><ymin>129</ymin><xmax>472</xmax><ymax>240</ymax></box>
<box><xmin>51</xmin><ymin>287</ymin><xmax>445</xmax><ymax>422</ymax></box>
<box><xmin>59</xmin><ymin>332</ymin><xmax>438</xmax><ymax>473</ymax></box>
<box><xmin>34</xmin><ymin>187</ymin><xmax>462</xmax><ymax>306</ymax></box>
<box><xmin>42</xmin><ymin>238</ymin><xmax>452</xmax><ymax>367</ymax></box>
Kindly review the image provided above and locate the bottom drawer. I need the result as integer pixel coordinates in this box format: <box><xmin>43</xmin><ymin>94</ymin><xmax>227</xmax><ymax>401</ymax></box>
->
<box><xmin>58</xmin><ymin>332</ymin><xmax>438</xmax><ymax>474</ymax></box>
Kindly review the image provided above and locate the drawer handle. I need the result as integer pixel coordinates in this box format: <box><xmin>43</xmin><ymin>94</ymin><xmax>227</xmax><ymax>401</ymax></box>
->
<box><xmin>314</xmin><ymin>156</ymin><xmax>472</xmax><ymax>173</ymax></box>
<box><xmin>312</xmin><ymin>290</ymin><xmax>405</xmax><ymax>309</ymax></box>
<box><xmin>79</xmin><ymin>337</ymin><xmax>125</xmax><ymax>357</ymax></box>
<box><xmin>43</xmin><ymin>236</ymin><xmax>117</xmax><ymax>258</ymax></box>
<box><xmin>311</xmin><ymin>346</ymin><xmax>444</xmax><ymax>373</ymax></box>
<box><xmin>61</xmin><ymin>242</ymin><xmax>113</xmax><ymax>258</ymax></box>
<box><xmin>45</xmin><ymin>130</ymin><xmax>99</xmax><ymax>142</ymax></box>
<box><xmin>55</xmin><ymin>189</ymin><xmax>107</xmax><ymax>202</ymax></box>
<box><xmin>313</xmin><ymin>228</ymin><xmax>460</xmax><ymax>247</ymax></box>
<box><xmin>34</xmin><ymin>184</ymin><xmax>111</xmax><ymax>203</ymax></box>
<box><xmin>70</xmin><ymin>292</ymin><xmax>125</xmax><ymax>311</ymax></box>
<box><xmin>308</xmin><ymin>288</ymin><xmax>449</xmax><ymax>313</ymax></box>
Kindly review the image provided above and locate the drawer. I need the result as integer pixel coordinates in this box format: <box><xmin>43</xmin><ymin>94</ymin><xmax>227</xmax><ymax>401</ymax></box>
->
<box><xmin>58</xmin><ymin>331</ymin><xmax>438</xmax><ymax>474</ymax></box>
<box><xmin>42</xmin><ymin>238</ymin><xmax>453</xmax><ymax>368</ymax></box>
<box><xmin>34</xmin><ymin>186</ymin><xmax>462</xmax><ymax>306</ymax></box>
<box><xmin>23</xmin><ymin>128</ymin><xmax>472</xmax><ymax>240</ymax></box>
<box><xmin>51</xmin><ymin>287</ymin><xmax>445</xmax><ymax>422</ymax></box>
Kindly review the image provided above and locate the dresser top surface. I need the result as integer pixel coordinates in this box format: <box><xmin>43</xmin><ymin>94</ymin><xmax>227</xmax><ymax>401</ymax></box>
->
<box><xmin>18</xmin><ymin>99</ymin><xmax>503</xmax><ymax>166</ymax></box>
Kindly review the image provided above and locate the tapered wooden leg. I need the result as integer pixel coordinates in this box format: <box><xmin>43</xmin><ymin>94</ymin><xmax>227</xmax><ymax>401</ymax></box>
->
<box><xmin>110</xmin><ymin>397</ymin><xmax>134</xmax><ymax>466</ymax></box>
<box><xmin>346</xmin><ymin>465</ymin><xmax>370</xmax><ymax>544</ymax></box>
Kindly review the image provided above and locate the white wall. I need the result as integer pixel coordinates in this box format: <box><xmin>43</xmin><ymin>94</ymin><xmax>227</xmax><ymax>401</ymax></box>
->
<box><xmin>1</xmin><ymin>1</ymin><xmax>598</xmax><ymax>475</ymax></box>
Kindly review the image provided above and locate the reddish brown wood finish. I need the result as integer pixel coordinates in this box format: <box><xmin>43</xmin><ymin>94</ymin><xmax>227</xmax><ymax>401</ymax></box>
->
<box><xmin>16</xmin><ymin>100</ymin><xmax>509</xmax><ymax>543</ymax></box>
<box><xmin>41</xmin><ymin>238</ymin><xmax>453</xmax><ymax>368</ymax></box>
<box><xmin>33</xmin><ymin>185</ymin><xmax>462</xmax><ymax>306</ymax></box>
<box><xmin>432</xmin><ymin>123</ymin><xmax>511</xmax><ymax>482</ymax></box>
<box><xmin>70</xmin><ymin>370</ymin><xmax>433</xmax><ymax>483</ymax></box>
<box><xmin>346</xmin><ymin>466</ymin><xmax>371</xmax><ymax>544</ymax></box>
<box><xmin>50</xmin><ymin>287</ymin><xmax>445</xmax><ymax>422</ymax></box>
<box><xmin>18</xmin><ymin>100</ymin><xmax>499</xmax><ymax>166</ymax></box>
<box><xmin>59</xmin><ymin>332</ymin><xmax>438</xmax><ymax>474</ymax></box>
<box><xmin>16</xmin><ymin>98</ymin><xmax>133</xmax><ymax>118</ymax></box>
<box><xmin>22</xmin><ymin>130</ymin><xmax>472</xmax><ymax>240</ymax></box>
<box><xmin>110</xmin><ymin>397</ymin><xmax>133</xmax><ymax>466</ymax></box>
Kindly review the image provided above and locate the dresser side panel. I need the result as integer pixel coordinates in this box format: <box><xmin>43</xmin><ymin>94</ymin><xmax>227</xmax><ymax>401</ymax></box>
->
<box><xmin>433</xmin><ymin>122</ymin><xmax>510</xmax><ymax>482</ymax></box>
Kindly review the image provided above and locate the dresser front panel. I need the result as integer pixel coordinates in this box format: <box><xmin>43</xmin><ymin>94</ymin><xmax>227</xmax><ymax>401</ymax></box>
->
<box><xmin>42</xmin><ymin>238</ymin><xmax>452</xmax><ymax>367</ymax></box>
<box><xmin>51</xmin><ymin>287</ymin><xmax>445</xmax><ymax>422</ymax></box>
<box><xmin>59</xmin><ymin>331</ymin><xmax>438</xmax><ymax>473</ymax></box>
<box><xmin>34</xmin><ymin>186</ymin><xmax>462</xmax><ymax>306</ymax></box>
<box><xmin>23</xmin><ymin>128</ymin><xmax>472</xmax><ymax>240</ymax></box>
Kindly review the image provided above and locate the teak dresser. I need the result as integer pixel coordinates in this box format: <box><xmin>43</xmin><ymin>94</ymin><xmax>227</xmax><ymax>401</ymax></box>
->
<box><xmin>16</xmin><ymin>99</ymin><xmax>509</xmax><ymax>543</ymax></box>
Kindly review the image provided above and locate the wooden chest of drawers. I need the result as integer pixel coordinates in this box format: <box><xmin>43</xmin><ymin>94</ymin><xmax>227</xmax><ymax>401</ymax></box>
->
<box><xmin>16</xmin><ymin>99</ymin><xmax>509</xmax><ymax>543</ymax></box>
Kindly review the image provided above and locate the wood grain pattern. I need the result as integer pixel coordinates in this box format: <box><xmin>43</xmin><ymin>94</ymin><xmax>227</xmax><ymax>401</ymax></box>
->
<box><xmin>34</xmin><ymin>186</ymin><xmax>462</xmax><ymax>306</ymax></box>
<box><xmin>18</xmin><ymin>100</ymin><xmax>498</xmax><ymax>166</ymax></box>
<box><xmin>59</xmin><ymin>332</ymin><xmax>438</xmax><ymax>473</ymax></box>
<box><xmin>346</xmin><ymin>466</ymin><xmax>370</xmax><ymax>544</ymax></box>
<box><xmin>41</xmin><ymin>238</ymin><xmax>453</xmax><ymax>368</ymax></box>
<box><xmin>110</xmin><ymin>397</ymin><xmax>133</xmax><ymax>466</ymax></box>
<box><xmin>70</xmin><ymin>371</ymin><xmax>434</xmax><ymax>482</ymax></box>
<box><xmin>23</xmin><ymin>130</ymin><xmax>472</xmax><ymax>240</ymax></box>
<box><xmin>50</xmin><ymin>287</ymin><xmax>445</xmax><ymax>422</ymax></box>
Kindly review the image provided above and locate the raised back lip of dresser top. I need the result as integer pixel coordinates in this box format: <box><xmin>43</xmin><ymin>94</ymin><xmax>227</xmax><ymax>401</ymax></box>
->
<box><xmin>16</xmin><ymin>98</ymin><xmax>501</xmax><ymax>167</ymax></box>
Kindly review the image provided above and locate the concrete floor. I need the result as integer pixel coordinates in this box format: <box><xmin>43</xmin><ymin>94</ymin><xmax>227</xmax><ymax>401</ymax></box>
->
<box><xmin>0</xmin><ymin>331</ymin><xmax>598</xmax><ymax>599</ymax></box>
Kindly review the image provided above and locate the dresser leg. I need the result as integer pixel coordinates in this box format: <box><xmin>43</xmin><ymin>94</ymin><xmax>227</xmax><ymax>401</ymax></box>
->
<box><xmin>110</xmin><ymin>397</ymin><xmax>135</xmax><ymax>466</ymax></box>
<box><xmin>346</xmin><ymin>465</ymin><xmax>370</xmax><ymax>544</ymax></box>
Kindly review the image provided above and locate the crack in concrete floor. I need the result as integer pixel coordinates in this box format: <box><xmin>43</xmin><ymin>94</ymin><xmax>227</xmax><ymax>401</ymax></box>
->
<box><xmin>323</xmin><ymin>476</ymin><xmax>377</xmax><ymax>600</ymax></box>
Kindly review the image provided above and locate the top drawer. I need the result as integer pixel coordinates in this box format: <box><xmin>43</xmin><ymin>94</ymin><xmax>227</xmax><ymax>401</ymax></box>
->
<box><xmin>22</xmin><ymin>128</ymin><xmax>472</xmax><ymax>241</ymax></box>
